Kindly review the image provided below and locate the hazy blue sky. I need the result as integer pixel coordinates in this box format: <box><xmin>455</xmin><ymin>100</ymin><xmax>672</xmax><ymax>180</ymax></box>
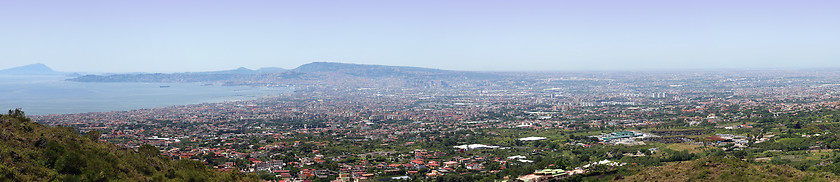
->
<box><xmin>1</xmin><ymin>0</ymin><xmax>838</xmax><ymax>72</ymax></box>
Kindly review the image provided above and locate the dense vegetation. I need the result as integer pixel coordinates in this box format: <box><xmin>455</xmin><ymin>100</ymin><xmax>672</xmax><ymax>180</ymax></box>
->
<box><xmin>622</xmin><ymin>156</ymin><xmax>835</xmax><ymax>182</ymax></box>
<box><xmin>0</xmin><ymin>109</ymin><xmax>255</xmax><ymax>181</ymax></box>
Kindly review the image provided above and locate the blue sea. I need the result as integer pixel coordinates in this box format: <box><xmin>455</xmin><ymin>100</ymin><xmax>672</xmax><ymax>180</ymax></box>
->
<box><xmin>0</xmin><ymin>75</ymin><xmax>290</xmax><ymax>115</ymax></box>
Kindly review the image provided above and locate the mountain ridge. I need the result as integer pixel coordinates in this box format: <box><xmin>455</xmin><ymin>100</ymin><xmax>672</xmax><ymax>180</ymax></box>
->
<box><xmin>67</xmin><ymin>62</ymin><xmax>501</xmax><ymax>84</ymax></box>
<box><xmin>190</xmin><ymin>67</ymin><xmax>287</xmax><ymax>74</ymax></box>
<box><xmin>293</xmin><ymin>62</ymin><xmax>446</xmax><ymax>73</ymax></box>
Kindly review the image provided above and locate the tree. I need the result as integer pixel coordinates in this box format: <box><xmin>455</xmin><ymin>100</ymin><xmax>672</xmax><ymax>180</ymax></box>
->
<box><xmin>139</xmin><ymin>144</ymin><xmax>160</xmax><ymax>157</ymax></box>
<box><xmin>55</xmin><ymin>151</ymin><xmax>86</xmax><ymax>175</ymax></box>
<box><xmin>3</xmin><ymin>109</ymin><xmax>29</xmax><ymax>122</ymax></box>
<box><xmin>87</xmin><ymin>130</ymin><xmax>101</xmax><ymax>142</ymax></box>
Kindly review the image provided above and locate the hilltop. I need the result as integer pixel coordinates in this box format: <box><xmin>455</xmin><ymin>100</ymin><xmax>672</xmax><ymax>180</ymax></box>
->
<box><xmin>0</xmin><ymin>63</ymin><xmax>65</xmax><ymax>75</ymax></box>
<box><xmin>0</xmin><ymin>109</ymin><xmax>255</xmax><ymax>181</ymax></box>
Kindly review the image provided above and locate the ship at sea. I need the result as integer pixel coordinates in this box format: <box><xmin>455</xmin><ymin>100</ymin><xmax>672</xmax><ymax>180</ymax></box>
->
<box><xmin>159</xmin><ymin>85</ymin><xmax>170</xmax><ymax>88</ymax></box>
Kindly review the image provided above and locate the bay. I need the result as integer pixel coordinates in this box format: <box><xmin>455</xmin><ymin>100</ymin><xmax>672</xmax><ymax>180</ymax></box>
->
<box><xmin>0</xmin><ymin>75</ymin><xmax>289</xmax><ymax>115</ymax></box>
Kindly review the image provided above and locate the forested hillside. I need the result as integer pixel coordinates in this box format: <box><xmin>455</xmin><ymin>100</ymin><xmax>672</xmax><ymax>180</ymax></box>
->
<box><xmin>0</xmin><ymin>109</ymin><xmax>255</xmax><ymax>181</ymax></box>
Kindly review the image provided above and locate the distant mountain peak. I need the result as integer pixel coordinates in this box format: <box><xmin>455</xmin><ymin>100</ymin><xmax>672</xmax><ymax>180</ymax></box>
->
<box><xmin>0</xmin><ymin>63</ymin><xmax>63</xmax><ymax>75</ymax></box>
<box><xmin>17</xmin><ymin>63</ymin><xmax>52</xmax><ymax>70</ymax></box>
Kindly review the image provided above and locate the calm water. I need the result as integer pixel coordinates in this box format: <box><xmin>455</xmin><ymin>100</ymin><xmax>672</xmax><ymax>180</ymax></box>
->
<box><xmin>0</xmin><ymin>75</ymin><xmax>290</xmax><ymax>115</ymax></box>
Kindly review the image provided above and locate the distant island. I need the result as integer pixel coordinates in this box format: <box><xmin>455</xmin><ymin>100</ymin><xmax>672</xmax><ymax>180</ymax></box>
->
<box><xmin>0</xmin><ymin>63</ymin><xmax>66</xmax><ymax>75</ymax></box>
